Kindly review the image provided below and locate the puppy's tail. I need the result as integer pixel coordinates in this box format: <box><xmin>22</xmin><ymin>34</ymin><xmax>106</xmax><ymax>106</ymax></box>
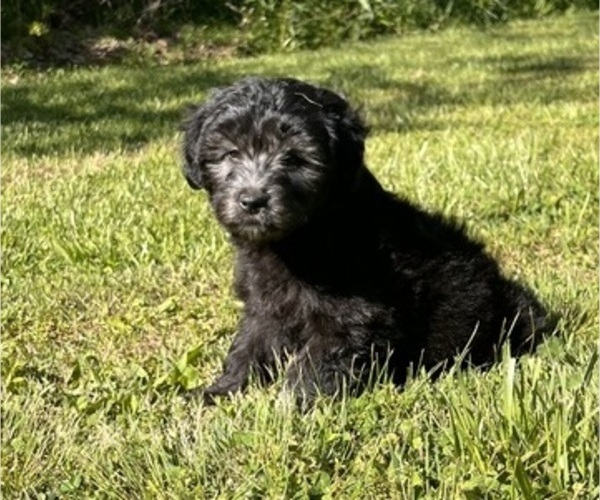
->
<box><xmin>503</xmin><ymin>281</ymin><xmax>558</xmax><ymax>357</ymax></box>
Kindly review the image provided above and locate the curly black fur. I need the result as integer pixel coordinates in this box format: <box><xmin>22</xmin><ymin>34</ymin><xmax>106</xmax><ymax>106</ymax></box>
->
<box><xmin>181</xmin><ymin>77</ymin><xmax>553</xmax><ymax>403</ymax></box>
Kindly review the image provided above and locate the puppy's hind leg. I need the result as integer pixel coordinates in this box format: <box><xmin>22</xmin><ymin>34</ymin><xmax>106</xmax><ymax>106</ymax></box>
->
<box><xmin>283</xmin><ymin>337</ymin><xmax>365</xmax><ymax>405</ymax></box>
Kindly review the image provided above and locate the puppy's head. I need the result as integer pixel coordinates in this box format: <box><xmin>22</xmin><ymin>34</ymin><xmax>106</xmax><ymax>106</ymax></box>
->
<box><xmin>181</xmin><ymin>77</ymin><xmax>367</xmax><ymax>243</ymax></box>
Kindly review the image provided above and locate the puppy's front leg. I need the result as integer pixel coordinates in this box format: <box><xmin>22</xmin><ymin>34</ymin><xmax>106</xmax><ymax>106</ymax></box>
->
<box><xmin>202</xmin><ymin>315</ymin><xmax>275</xmax><ymax>404</ymax></box>
<box><xmin>202</xmin><ymin>332</ymin><xmax>253</xmax><ymax>404</ymax></box>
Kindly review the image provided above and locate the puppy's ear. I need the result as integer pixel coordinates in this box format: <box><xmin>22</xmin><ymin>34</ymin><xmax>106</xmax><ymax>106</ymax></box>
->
<box><xmin>319</xmin><ymin>89</ymin><xmax>368</xmax><ymax>189</ymax></box>
<box><xmin>180</xmin><ymin>104</ymin><xmax>209</xmax><ymax>190</ymax></box>
<box><xmin>329</xmin><ymin>101</ymin><xmax>367</xmax><ymax>165</ymax></box>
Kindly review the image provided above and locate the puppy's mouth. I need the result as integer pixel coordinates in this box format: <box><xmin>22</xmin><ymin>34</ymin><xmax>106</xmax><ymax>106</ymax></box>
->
<box><xmin>226</xmin><ymin>210</ymin><xmax>288</xmax><ymax>243</ymax></box>
<box><xmin>213</xmin><ymin>188</ymin><xmax>312</xmax><ymax>244</ymax></box>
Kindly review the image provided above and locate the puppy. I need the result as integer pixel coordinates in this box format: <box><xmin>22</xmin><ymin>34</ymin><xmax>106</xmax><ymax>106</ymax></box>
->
<box><xmin>181</xmin><ymin>77</ymin><xmax>552</xmax><ymax>403</ymax></box>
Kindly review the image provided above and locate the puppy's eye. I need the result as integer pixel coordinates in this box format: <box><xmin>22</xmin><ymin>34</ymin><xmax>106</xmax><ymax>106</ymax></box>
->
<box><xmin>221</xmin><ymin>149</ymin><xmax>241</xmax><ymax>161</ymax></box>
<box><xmin>284</xmin><ymin>152</ymin><xmax>305</xmax><ymax>169</ymax></box>
<box><xmin>279</xmin><ymin>122</ymin><xmax>292</xmax><ymax>135</ymax></box>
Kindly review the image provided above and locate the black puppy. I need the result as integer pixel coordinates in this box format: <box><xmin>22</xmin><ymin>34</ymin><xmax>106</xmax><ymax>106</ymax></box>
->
<box><xmin>181</xmin><ymin>77</ymin><xmax>552</xmax><ymax>403</ymax></box>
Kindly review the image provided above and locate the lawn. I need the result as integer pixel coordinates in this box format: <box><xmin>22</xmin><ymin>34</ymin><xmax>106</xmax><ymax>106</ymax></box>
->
<box><xmin>2</xmin><ymin>12</ymin><xmax>598</xmax><ymax>499</ymax></box>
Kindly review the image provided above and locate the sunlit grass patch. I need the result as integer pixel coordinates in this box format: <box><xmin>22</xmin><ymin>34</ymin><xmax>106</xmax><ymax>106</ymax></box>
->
<box><xmin>2</xmin><ymin>12</ymin><xmax>598</xmax><ymax>498</ymax></box>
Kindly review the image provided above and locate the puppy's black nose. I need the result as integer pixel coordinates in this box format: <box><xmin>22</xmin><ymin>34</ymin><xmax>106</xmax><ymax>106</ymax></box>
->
<box><xmin>237</xmin><ymin>190</ymin><xmax>270</xmax><ymax>213</ymax></box>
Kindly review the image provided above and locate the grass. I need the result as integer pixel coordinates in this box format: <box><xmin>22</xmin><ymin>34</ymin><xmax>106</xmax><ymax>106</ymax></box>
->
<box><xmin>2</xmin><ymin>12</ymin><xmax>598</xmax><ymax>499</ymax></box>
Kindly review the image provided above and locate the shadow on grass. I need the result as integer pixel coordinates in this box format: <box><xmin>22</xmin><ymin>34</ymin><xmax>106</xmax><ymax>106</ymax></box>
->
<box><xmin>2</xmin><ymin>66</ymin><xmax>244</xmax><ymax>157</ymax></box>
<box><xmin>3</xmin><ymin>51</ymin><xmax>596</xmax><ymax>157</ymax></box>
<box><xmin>323</xmin><ymin>54</ymin><xmax>597</xmax><ymax>132</ymax></box>
<box><xmin>482</xmin><ymin>53</ymin><xmax>596</xmax><ymax>76</ymax></box>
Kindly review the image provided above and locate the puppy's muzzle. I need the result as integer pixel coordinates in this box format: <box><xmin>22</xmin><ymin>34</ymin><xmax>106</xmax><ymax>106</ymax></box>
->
<box><xmin>237</xmin><ymin>188</ymin><xmax>270</xmax><ymax>214</ymax></box>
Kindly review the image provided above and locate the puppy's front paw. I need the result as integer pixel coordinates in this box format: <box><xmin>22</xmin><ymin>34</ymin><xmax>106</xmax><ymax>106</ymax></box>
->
<box><xmin>199</xmin><ymin>374</ymin><xmax>247</xmax><ymax>405</ymax></box>
<box><xmin>183</xmin><ymin>384</ymin><xmax>227</xmax><ymax>406</ymax></box>
<box><xmin>201</xmin><ymin>385</ymin><xmax>229</xmax><ymax>405</ymax></box>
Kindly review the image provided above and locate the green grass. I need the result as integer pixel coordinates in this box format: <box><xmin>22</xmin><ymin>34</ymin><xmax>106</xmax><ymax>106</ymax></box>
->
<box><xmin>2</xmin><ymin>12</ymin><xmax>598</xmax><ymax>499</ymax></box>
